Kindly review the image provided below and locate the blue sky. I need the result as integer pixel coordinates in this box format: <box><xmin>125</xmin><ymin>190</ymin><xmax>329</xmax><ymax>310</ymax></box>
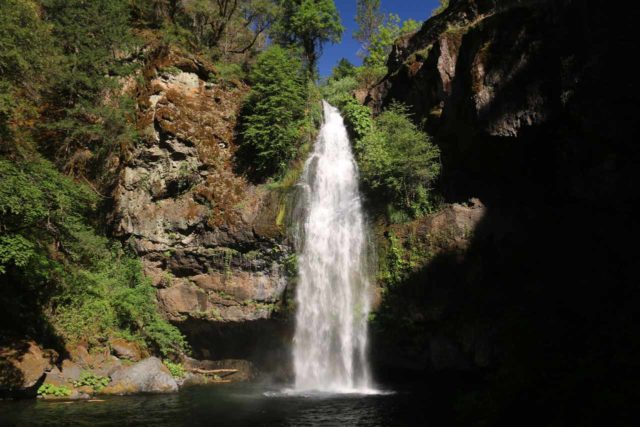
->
<box><xmin>318</xmin><ymin>0</ymin><xmax>442</xmax><ymax>77</ymax></box>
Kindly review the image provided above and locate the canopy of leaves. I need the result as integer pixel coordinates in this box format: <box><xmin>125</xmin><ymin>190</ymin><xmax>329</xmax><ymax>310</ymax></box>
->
<box><xmin>180</xmin><ymin>0</ymin><xmax>281</xmax><ymax>56</ymax></box>
<box><xmin>240</xmin><ymin>45</ymin><xmax>307</xmax><ymax>177</ymax></box>
<box><xmin>354</xmin><ymin>0</ymin><xmax>383</xmax><ymax>58</ymax></box>
<box><xmin>272</xmin><ymin>0</ymin><xmax>343</xmax><ymax>74</ymax></box>
<box><xmin>0</xmin><ymin>0</ymin><xmax>55</xmax><ymax>145</ymax></box>
<box><xmin>34</xmin><ymin>0</ymin><xmax>138</xmax><ymax>181</ymax></box>
<box><xmin>366</xmin><ymin>14</ymin><xmax>421</xmax><ymax>68</ymax></box>
<box><xmin>331</xmin><ymin>58</ymin><xmax>357</xmax><ymax>81</ymax></box>
<box><xmin>322</xmin><ymin>76</ymin><xmax>358</xmax><ymax>108</ymax></box>
<box><xmin>331</xmin><ymin>96</ymin><xmax>440</xmax><ymax>219</ymax></box>
<box><xmin>355</xmin><ymin>103</ymin><xmax>440</xmax><ymax>217</ymax></box>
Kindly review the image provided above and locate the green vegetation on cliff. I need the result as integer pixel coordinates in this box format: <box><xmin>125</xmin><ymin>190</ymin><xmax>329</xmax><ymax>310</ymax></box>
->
<box><xmin>1</xmin><ymin>0</ymin><xmax>343</xmax><ymax>358</ymax></box>
<box><xmin>357</xmin><ymin>103</ymin><xmax>440</xmax><ymax>217</ymax></box>
<box><xmin>322</xmin><ymin>79</ymin><xmax>441</xmax><ymax>221</ymax></box>
<box><xmin>0</xmin><ymin>158</ymin><xmax>187</xmax><ymax>356</ymax></box>
<box><xmin>240</xmin><ymin>46</ymin><xmax>307</xmax><ymax>176</ymax></box>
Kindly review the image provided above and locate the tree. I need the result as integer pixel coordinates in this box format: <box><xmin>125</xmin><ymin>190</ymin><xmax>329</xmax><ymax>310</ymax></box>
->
<box><xmin>0</xmin><ymin>0</ymin><xmax>56</xmax><ymax>147</ymax></box>
<box><xmin>183</xmin><ymin>0</ymin><xmax>281</xmax><ymax>55</ymax></box>
<box><xmin>272</xmin><ymin>0</ymin><xmax>343</xmax><ymax>75</ymax></box>
<box><xmin>331</xmin><ymin>58</ymin><xmax>357</xmax><ymax>80</ymax></box>
<box><xmin>241</xmin><ymin>46</ymin><xmax>307</xmax><ymax>176</ymax></box>
<box><xmin>354</xmin><ymin>0</ymin><xmax>383</xmax><ymax>59</ymax></box>
<box><xmin>40</xmin><ymin>0</ymin><xmax>136</xmax><ymax>177</ymax></box>
<box><xmin>354</xmin><ymin>103</ymin><xmax>440</xmax><ymax>216</ymax></box>
<box><xmin>365</xmin><ymin>14</ymin><xmax>420</xmax><ymax>68</ymax></box>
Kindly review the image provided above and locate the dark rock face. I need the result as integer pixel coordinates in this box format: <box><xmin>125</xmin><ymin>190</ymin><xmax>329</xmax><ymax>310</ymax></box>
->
<box><xmin>368</xmin><ymin>0</ymin><xmax>638</xmax><ymax>423</ymax></box>
<box><xmin>111</xmin><ymin>48</ymin><xmax>291</xmax><ymax>332</ymax></box>
<box><xmin>370</xmin><ymin>0</ymin><xmax>638</xmax><ymax>205</ymax></box>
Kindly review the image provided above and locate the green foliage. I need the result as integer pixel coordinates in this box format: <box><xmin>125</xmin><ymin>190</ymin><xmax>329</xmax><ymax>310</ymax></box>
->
<box><xmin>340</xmin><ymin>98</ymin><xmax>374</xmax><ymax>140</ymax></box>
<box><xmin>38</xmin><ymin>0</ymin><xmax>137</xmax><ymax>176</ymax></box>
<box><xmin>355</xmin><ymin>103</ymin><xmax>440</xmax><ymax>217</ymax></box>
<box><xmin>283</xmin><ymin>254</ymin><xmax>298</xmax><ymax>277</ymax></box>
<box><xmin>179</xmin><ymin>0</ymin><xmax>280</xmax><ymax>55</ymax></box>
<box><xmin>272</xmin><ymin>0</ymin><xmax>343</xmax><ymax>74</ymax></box>
<box><xmin>366</xmin><ymin>14</ymin><xmax>421</xmax><ymax>68</ymax></box>
<box><xmin>37</xmin><ymin>383</ymin><xmax>72</xmax><ymax>397</ymax></box>
<box><xmin>212</xmin><ymin>62</ymin><xmax>246</xmax><ymax>82</ymax></box>
<box><xmin>355</xmin><ymin>64</ymin><xmax>387</xmax><ymax>89</ymax></box>
<box><xmin>330</xmin><ymin>94</ymin><xmax>440</xmax><ymax>221</ymax></box>
<box><xmin>0</xmin><ymin>0</ymin><xmax>55</xmax><ymax>144</ymax></box>
<box><xmin>0</xmin><ymin>157</ymin><xmax>95</xmax><ymax>277</ymax></box>
<box><xmin>73</xmin><ymin>371</ymin><xmax>110</xmax><ymax>392</ymax></box>
<box><xmin>160</xmin><ymin>66</ymin><xmax>183</xmax><ymax>76</ymax></box>
<box><xmin>331</xmin><ymin>58</ymin><xmax>357</xmax><ymax>80</ymax></box>
<box><xmin>241</xmin><ymin>45</ymin><xmax>307</xmax><ymax>177</ymax></box>
<box><xmin>321</xmin><ymin>77</ymin><xmax>358</xmax><ymax>108</ymax></box>
<box><xmin>385</xmin><ymin>232</ymin><xmax>408</xmax><ymax>286</ymax></box>
<box><xmin>163</xmin><ymin>360</ymin><xmax>185</xmax><ymax>378</ymax></box>
<box><xmin>354</xmin><ymin>0</ymin><xmax>383</xmax><ymax>58</ymax></box>
<box><xmin>0</xmin><ymin>156</ymin><xmax>187</xmax><ymax>357</ymax></box>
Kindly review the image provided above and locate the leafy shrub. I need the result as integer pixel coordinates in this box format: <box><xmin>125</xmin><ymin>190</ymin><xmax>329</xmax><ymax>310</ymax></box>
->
<box><xmin>365</xmin><ymin>14</ymin><xmax>421</xmax><ymax>68</ymax></box>
<box><xmin>321</xmin><ymin>76</ymin><xmax>358</xmax><ymax>108</ymax></box>
<box><xmin>355</xmin><ymin>103</ymin><xmax>440</xmax><ymax>217</ymax></box>
<box><xmin>283</xmin><ymin>254</ymin><xmax>298</xmax><ymax>277</ymax></box>
<box><xmin>341</xmin><ymin>97</ymin><xmax>374</xmax><ymax>140</ymax></box>
<box><xmin>0</xmin><ymin>157</ymin><xmax>188</xmax><ymax>357</ymax></box>
<box><xmin>163</xmin><ymin>360</ymin><xmax>185</xmax><ymax>378</ymax></box>
<box><xmin>37</xmin><ymin>383</ymin><xmax>72</xmax><ymax>397</ymax></box>
<box><xmin>240</xmin><ymin>46</ymin><xmax>308</xmax><ymax>177</ymax></box>
<box><xmin>331</xmin><ymin>58</ymin><xmax>357</xmax><ymax>80</ymax></box>
<box><xmin>73</xmin><ymin>371</ymin><xmax>110</xmax><ymax>392</ymax></box>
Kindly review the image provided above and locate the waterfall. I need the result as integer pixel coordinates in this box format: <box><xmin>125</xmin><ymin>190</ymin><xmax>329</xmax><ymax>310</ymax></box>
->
<box><xmin>291</xmin><ymin>101</ymin><xmax>373</xmax><ymax>393</ymax></box>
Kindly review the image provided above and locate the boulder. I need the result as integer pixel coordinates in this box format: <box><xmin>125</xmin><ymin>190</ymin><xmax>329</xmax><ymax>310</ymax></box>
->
<box><xmin>0</xmin><ymin>341</ymin><xmax>56</xmax><ymax>394</ymax></box>
<box><xmin>42</xmin><ymin>367</ymin><xmax>67</xmax><ymax>387</ymax></box>
<box><xmin>91</xmin><ymin>354</ymin><xmax>123</xmax><ymax>378</ymax></box>
<box><xmin>60</xmin><ymin>359</ymin><xmax>82</xmax><ymax>382</ymax></box>
<box><xmin>67</xmin><ymin>344</ymin><xmax>93</xmax><ymax>367</ymax></box>
<box><xmin>102</xmin><ymin>357</ymin><xmax>177</xmax><ymax>394</ymax></box>
<box><xmin>109</xmin><ymin>338</ymin><xmax>142</xmax><ymax>362</ymax></box>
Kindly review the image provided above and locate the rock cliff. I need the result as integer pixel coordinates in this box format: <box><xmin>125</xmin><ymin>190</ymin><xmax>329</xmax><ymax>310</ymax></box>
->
<box><xmin>110</xmin><ymin>48</ymin><xmax>293</xmax><ymax>361</ymax></box>
<box><xmin>367</xmin><ymin>0</ymin><xmax>638</xmax><ymax>421</ymax></box>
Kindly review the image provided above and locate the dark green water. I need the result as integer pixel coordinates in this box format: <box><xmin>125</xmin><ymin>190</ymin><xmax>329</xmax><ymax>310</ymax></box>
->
<box><xmin>0</xmin><ymin>383</ymin><xmax>433</xmax><ymax>426</ymax></box>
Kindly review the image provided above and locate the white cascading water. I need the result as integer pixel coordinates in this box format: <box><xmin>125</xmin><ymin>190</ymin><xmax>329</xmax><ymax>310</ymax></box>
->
<box><xmin>291</xmin><ymin>101</ymin><xmax>373</xmax><ymax>393</ymax></box>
